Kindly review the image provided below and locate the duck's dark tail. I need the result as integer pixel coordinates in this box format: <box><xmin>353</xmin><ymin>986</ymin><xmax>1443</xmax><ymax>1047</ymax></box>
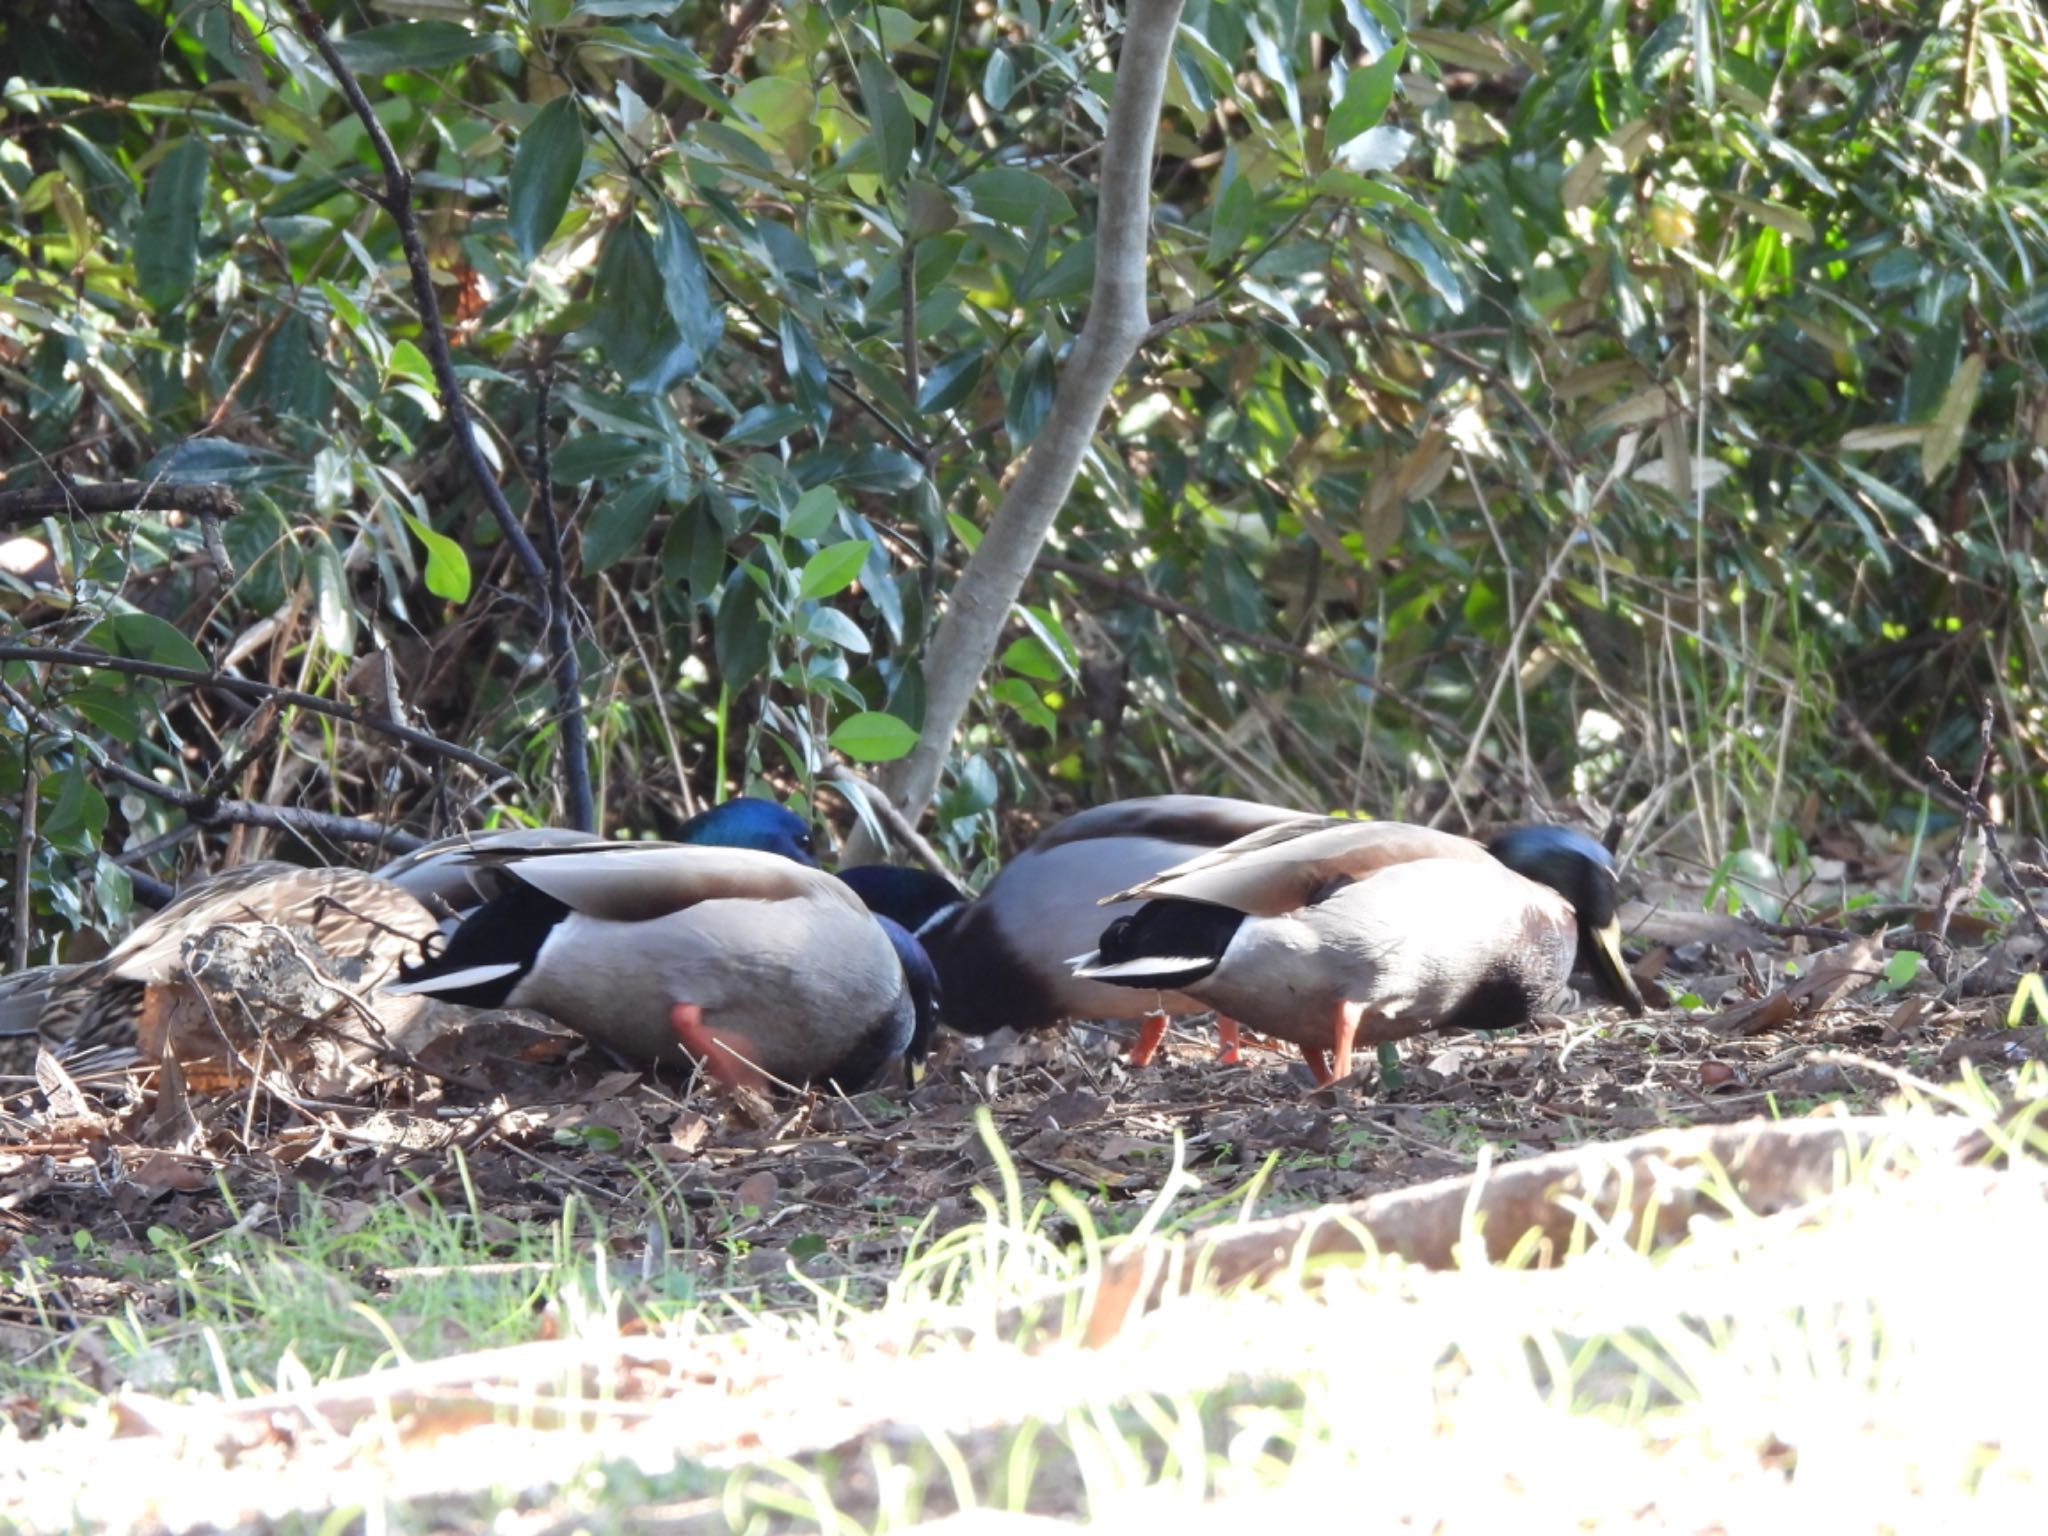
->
<box><xmin>1070</xmin><ymin>898</ymin><xmax>1245</xmax><ymax>991</ymax></box>
<box><xmin>385</xmin><ymin>881</ymin><xmax>570</xmax><ymax>1008</ymax></box>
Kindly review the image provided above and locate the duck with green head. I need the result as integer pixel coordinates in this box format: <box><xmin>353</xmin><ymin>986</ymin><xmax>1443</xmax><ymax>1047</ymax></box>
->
<box><xmin>381</xmin><ymin>797</ymin><xmax>939</xmax><ymax>1092</ymax></box>
<box><xmin>1071</xmin><ymin>819</ymin><xmax>1646</xmax><ymax>1087</ymax></box>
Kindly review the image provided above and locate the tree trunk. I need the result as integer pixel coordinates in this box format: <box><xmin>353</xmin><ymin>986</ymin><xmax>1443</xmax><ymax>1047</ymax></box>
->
<box><xmin>843</xmin><ymin>0</ymin><xmax>1188</xmax><ymax>862</ymax></box>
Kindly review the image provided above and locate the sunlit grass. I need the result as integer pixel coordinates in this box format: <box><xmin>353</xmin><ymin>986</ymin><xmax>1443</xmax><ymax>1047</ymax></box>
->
<box><xmin>7</xmin><ymin>1088</ymin><xmax>2047</xmax><ymax>1531</ymax></box>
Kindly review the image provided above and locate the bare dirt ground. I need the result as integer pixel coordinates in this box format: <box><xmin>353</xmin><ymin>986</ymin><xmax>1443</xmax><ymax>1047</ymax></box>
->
<box><xmin>2</xmin><ymin>926</ymin><xmax>2032</xmax><ymax>1382</ymax></box>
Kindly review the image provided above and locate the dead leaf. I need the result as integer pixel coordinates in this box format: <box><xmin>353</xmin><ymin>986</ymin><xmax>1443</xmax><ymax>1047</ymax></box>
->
<box><xmin>734</xmin><ymin>1171</ymin><xmax>779</xmax><ymax>1211</ymax></box>
<box><xmin>124</xmin><ymin>1150</ymin><xmax>214</xmax><ymax>1194</ymax></box>
<box><xmin>1710</xmin><ymin>935</ymin><xmax>1885</xmax><ymax>1036</ymax></box>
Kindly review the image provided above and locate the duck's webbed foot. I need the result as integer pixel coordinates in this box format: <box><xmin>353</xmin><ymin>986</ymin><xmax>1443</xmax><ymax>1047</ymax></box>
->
<box><xmin>670</xmin><ymin>1002</ymin><xmax>767</xmax><ymax>1094</ymax></box>
<box><xmin>1215</xmin><ymin>1016</ymin><xmax>1243</xmax><ymax>1065</ymax></box>
<box><xmin>1127</xmin><ymin>1009</ymin><xmax>1171</xmax><ymax>1068</ymax></box>
<box><xmin>1301</xmin><ymin>1000</ymin><xmax>1369</xmax><ymax>1089</ymax></box>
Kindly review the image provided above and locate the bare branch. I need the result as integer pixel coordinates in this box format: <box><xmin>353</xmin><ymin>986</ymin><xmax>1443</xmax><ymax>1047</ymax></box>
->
<box><xmin>846</xmin><ymin>0</ymin><xmax>1189</xmax><ymax>858</ymax></box>
<box><xmin>825</xmin><ymin>766</ymin><xmax>967</xmax><ymax>891</ymax></box>
<box><xmin>278</xmin><ymin>0</ymin><xmax>565</xmax><ymax>699</ymax></box>
<box><xmin>1022</xmin><ymin>1115</ymin><xmax>1997</xmax><ymax>1347</ymax></box>
<box><xmin>533</xmin><ymin>367</ymin><xmax>594</xmax><ymax>832</ymax></box>
<box><xmin>0</xmin><ymin>644</ymin><xmax>512</xmax><ymax>782</ymax></box>
<box><xmin>0</xmin><ymin>479</ymin><xmax>242</xmax><ymax>526</ymax></box>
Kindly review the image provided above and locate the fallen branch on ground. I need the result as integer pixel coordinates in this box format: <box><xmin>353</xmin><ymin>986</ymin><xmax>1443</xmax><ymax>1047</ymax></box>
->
<box><xmin>1033</xmin><ymin>1112</ymin><xmax>2002</xmax><ymax>1347</ymax></box>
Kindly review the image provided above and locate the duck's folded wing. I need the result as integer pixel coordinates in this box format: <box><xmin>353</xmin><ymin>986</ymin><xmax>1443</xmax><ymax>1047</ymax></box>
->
<box><xmin>377</xmin><ymin>827</ymin><xmax>600</xmax><ymax>906</ymax></box>
<box><xmin>1030</xmin><ymin>794</ymin><xmax>1311</xmax><ymax>853</ymax></box>
<box><xmin>1102</xmin><ymin>819</ymin><xmax>1490</xmax><ymax>914</ymax></box>
<box><xmin>467</xmin><ymin>844</ymin><xmax>858</xmax><ymax>922</ymax></box>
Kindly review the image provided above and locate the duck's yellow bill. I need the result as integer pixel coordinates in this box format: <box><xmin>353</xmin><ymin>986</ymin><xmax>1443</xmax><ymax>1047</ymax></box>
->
<box><xmin>1589</xmin><ymin>918</ymin><xmax>1647</xmax><ymax>1016</ymax></box>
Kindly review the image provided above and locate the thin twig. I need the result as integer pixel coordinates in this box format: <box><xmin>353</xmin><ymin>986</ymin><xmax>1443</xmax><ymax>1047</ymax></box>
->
<box><xmin>1930</xmin><ymin>700</ymin><xmax>1994</xmax><ymax>946</ymax></box>
<box><xmin>532</xmin><ymin>366</ymin><xmax>594</xmax><ymax>832</ymax></box>
<box><xmin>1032</xmin><ymin>552</ymin><xmax>1505</xmax><ymax>770</ymax></box>
<box><xmin>825</xmin><ymin>766</ymin><xmax>965</xmax><ymax>890</ymax></box>
<box><xmin>11</xmin><ymin>734</ymin><xmax>36</xmax><ymax>973</ymax></box>
<box><xmin>279</xmin><ymin>0</ymin><xmax>553</xmax><ymax>613</ymax></box>
<box><xmin>1924</xmin><ymin>698</ymin><xmax>2048</xmax><ymax>952</ymax></box>
<box><xmin>0</xmin><ymin>643</ymin><xmax>511</xmax><ymax>782</ymax></box>
<box><xmin>1433</xmin><ymin>529</ymin><xmax>1577</xmax><ymax>822</ymax></box>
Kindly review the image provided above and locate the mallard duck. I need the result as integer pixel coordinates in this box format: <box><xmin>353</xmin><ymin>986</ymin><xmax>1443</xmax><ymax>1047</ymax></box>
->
<box><xmin>1070</xmin><ymin>820</ymin><xmax>1646</xmax><ymax>1087</ymax></box>
<box><xmin>378</xmin><ymin>797</ymin><xmax>940</xmax><ymax>1080</ymax></box>
<box><xmin>384</xmin><ymin>841</ymin><xmax>931</xmax><ymax>1091</ymax></box>
<box><xmin>839</xmin><ymin>795</ymin><xmax>1314</xmax><ymax>1064</ymax></box>
<box><xmin>0</xmin><ymin>864</ymin><xmax>440</xmax><ymax>1074</ymax></box>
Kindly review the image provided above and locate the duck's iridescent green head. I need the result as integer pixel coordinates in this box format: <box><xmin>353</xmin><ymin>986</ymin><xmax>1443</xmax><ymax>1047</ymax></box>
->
<box><xmin>1487</xmin><ymin>825</ymin><xmax>1645</xmax><ymax>1015</ymax></box>
<box><xmin>675</xmin><ymin>797</ymin><xmax>819</xmax><ymax>867</ymax></box>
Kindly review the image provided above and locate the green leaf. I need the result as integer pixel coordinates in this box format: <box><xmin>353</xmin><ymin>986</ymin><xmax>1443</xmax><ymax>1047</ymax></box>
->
<box><xmin>135</xmin><ymin>138</ymin><xmax>208</xmax><ymax>311</ymax></box>
<box><xmin>799</xmin><ymin>539</ymin><xmax>872</xmax><ymax>600</ymax></box>
<box><xmin>332</xmin><ymin>21</ymin><xmax>492</xmax><ymax>73</ymax></box>
<box><xmin>1001</xmin><ymin>635</ymin><xmax>1062</xmax><ymax>682</ymax></box>
<box><xmin>87</xmin><ymin>612</ymin><xmax>206</xmax><ymax>673</ymax></box>
<box><xmin>551</xmin><ymin>431</ymin><xmax>656</xmax><ymax>482</ymax></box>
<box><xmin>724</xmin><ymin>403</ymin><xmax>809</xmax><ymax>446</ymax></box>
<box><xmin>991</xmin><ymin>677</ymin><xmax>1056</xmax><ymax>733</ymax></box>
<box><xmin>855</xmin><ymin>55</ymin><xmax>914</xmax><ymax>186</ymax></box>
<box><xmin>1883</xmin><ymin>950</ymin><xmax>1922</xmax><ymax>991</ymax></box>
<box><xmin>582</xmin><ymin>478</ymin><xmax>665</xmax><ymax>571</ymax></box>
<box><xmin>839</xmin><ymin>447</ymin><xmax>925</xmax><ymax>493</ymax></box>
<box><xmin>40</xmin><ymin>766</ymin><xmax>108</xmax><ymax>851</ymax></box>
<box><xmin>945</xmin><ymin>511</ymin><xmax>982</xmax><ymax>553</ymax></box>
<box><xmin>784</xmin><ymin>485</ymin><xmax>842</xmax><ymax>541</ymax></box>
<box><xmin>803</xmin><ymin>606</ymin><xmax>872</xmax><ymax>654</ymax></box>
<box><xmin>713</xmin><ymin>564</ymin><xmax>773</xmax><ymax>684</ymax></box>
<box><xmin>385</xmin><ymin>338</ymin><xmax>436</xmax><ymax>388</ymax></box>
<box><xmin>829</xmin><ymin>711</ymin><xmax>918</xmax><ymax>762</ymax></box>
<box><xmin>732</xmin><ymin>76</ymin><xmax>812</xmax><ymax>137</ymax></box>
<box><xmin>581</xmin><ymin>207</ymin><xmax>723</xmax><ymax>397</ymax></box>
<box><xmin>2008</xmin><ymin>973</ymin><xmax>2048</xmax><ymax>1028</ymax></box>
<box><xmin>1327</xmin><ymin>41</ymin><xmax>1406</xmax><ymax>148</ymax></box>
<box><xmin>308</xmin><ymin>534</ymin><xmax>357</xmax><ymax>654</ymax></box>
<box><xmin>1005</xmin><ymin>336</ymin><xmax>1056</xmax><ymax>446</ymax></box>
<box><xmin>1016</xmin><ymin>605</ymin><xmax>1079</xmax><ymax>680</ymax></box>
<box><xmin>648</xmin><ymin>200</ymin><xmax>723</xmax><ymax>390</ymax></box>
<box><xmin>916</xmin><ymin>345</ymin><xmax>986</xmax><ymax>415</ymax></box>
<box><xmin>1026</xmin><ymin>235</ymin><xmax>1096</xmax><ymax>303</ymax></box>
<box><xmin>69</xmin><ymin>682</ymin><xmax>143</xmax><ymax>743</ymax></box>
<box><xmin>1207</xmin><ymin>170</ymin><xmax>1253</xmax><ymax>265</ymax></box>
<box><xmin>963</xmin><ymin>168</ymin><xmax>1073</xmax><ymax>229</ymax></box>
<box><xmin>509</xmin><ymin>95</ymin><xmax>585</xmax><ymax>263</ymax></box>
<box><xmin>983</xmin><ymin>46</ymin><xmax>1018</xmax><ymax>109</ymax></box>
<box><xmin>402</xmin><ymin>512</ymin><xmax>473</xmax><ymax>602</ymax></box>
<box><xmin>1387</xmin><ymin>220</ymin><xmax>1464</xmax><ymax>312</ymax></box>
<box><xmin>1921</xmin><ymin>353</ymin><xmax>1983</xmax><ymax>486</ymax></box>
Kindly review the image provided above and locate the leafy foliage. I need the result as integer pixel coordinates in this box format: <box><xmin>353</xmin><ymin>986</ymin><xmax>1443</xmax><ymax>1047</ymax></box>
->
<box><xmin>2</xmin><ymin>0</ymin><xmax>2045</xmax><ymax>956</ymax></box>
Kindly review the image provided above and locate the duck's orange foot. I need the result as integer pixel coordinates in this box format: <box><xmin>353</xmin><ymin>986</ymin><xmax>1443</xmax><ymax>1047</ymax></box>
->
<box><xmin>1128</xmin><ymin>1010</ymin><xmax>1170</xmax><ymax>1068</ymax></box>
<box><xmin>1300</xmin><ymin>1001</ymin><xmax>1367</xmax><ymax>1091</ymax></box>
<box><xmin>1215</xmin><ymin>1016</ymin><xmax>1243</xmax><ymax>1066</ymax></box>
<box><xmin>1300</xmin><ymin>1044</ymin><xmax>1336</xmax><ymax>1087</ymax></box>
<box><xmin>670</xmin><ymin>1002</ymin><xmax>768</xmax><ymax>1094</ymax></box>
